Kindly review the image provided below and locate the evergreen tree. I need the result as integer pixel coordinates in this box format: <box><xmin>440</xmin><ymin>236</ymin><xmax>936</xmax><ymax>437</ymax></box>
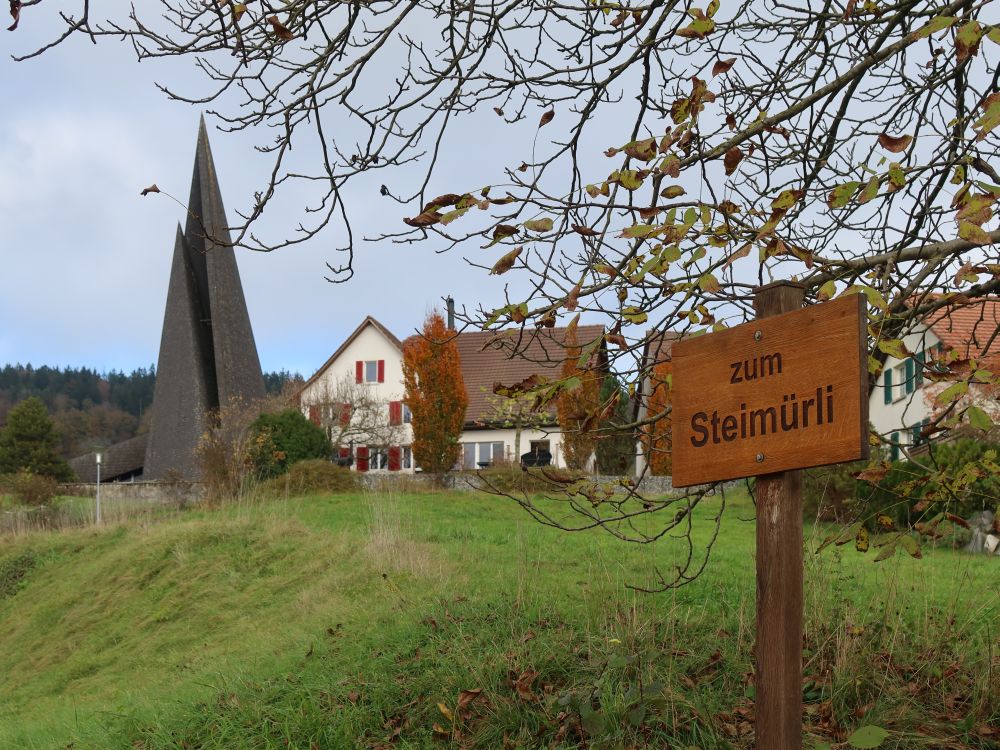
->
<box><xmin>0</xmin><ymin>397</ymin><xmax>74</xmax><ymax>480</ymax></box>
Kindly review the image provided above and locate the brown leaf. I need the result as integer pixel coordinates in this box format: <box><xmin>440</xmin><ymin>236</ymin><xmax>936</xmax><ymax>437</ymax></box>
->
<box><xmin>403</xmin><ymin>209</ymin><xmax>442</xmax><ymax>227</ymax></box>
<box><xmin>491</xmin><ymin>246</ymin><xmax>523</xmax><ymax>276</ymax></box>
<box><xmin>725</xmin><ymin>113</ymin><xmax>737</xmax><ymax>130</ymax></box>
<box><xmin>492</xmin><ymin>224</ymin><xmax>518</xmax><ymax>240</ymax></box>
<box><xmin>513</xmin><ymin>669</ymin><xmax>539</xmax><ymax>701</ymax></box>
<box><xmin>854</xmin><ymin>462</ymin><xmax>890</xmax><ymax>483</ymax></box>
<box><xmin>140</xmin><ymin>184</ymin><xmax>161</xmax><ymax>197</ymax></box>
<box><xmin>457</xmin><ymin>689</ymin><xmax>482</xmax><ymax>711</ymax></box>
<box><xmin>493</xmin><ymin>107</ymin><xmax>504</xmax><ymax>116</ymax></box>
<box><xmin>8</xmin><ymin>0</ymin><xmax>21</xmax><ymax>31</ymax></box>
<box><xmin>723</xmin><ymin>146</ymin><xmax>743</xmax><ymax>175</ymax></box>
<box><xmin>539</xmin><ymin>109</ymin><xmax>555</xmax><ymax>128</ymax></box>
<box><xmin>425</xmin><ymin>193</ymin><xmax>461</xmax><ymax>210</ymax></box>
<box><xmin>712</xmin><ymin>57</ymin><xmax>736</xmax><ymax>77</ymax></box>
<box><xmin>267</xmin><ymin>15</ymin><xmax>294</xmax><ymax>40</ymax></box>
<box><xmin>878</xmin><ymin>133</ymin><xmax>913</xmax><ymax>153</ymax></box>
<box><xmin>572</xmin><ymin>224</ymin><xmax>599</xmax><ymax>237</ymax></box>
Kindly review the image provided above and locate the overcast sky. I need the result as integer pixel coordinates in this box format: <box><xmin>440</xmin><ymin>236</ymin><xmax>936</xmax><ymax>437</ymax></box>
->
<box><xmin>0</xmin><ymin>11</ymin><xmax>556</xmax><ymax>378</ymax></box>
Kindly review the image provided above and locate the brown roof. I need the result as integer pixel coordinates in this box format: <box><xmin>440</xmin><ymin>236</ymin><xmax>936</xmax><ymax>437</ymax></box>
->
<box><xmin>926</xmin><ymin>297</ymin><xmax>1000</xmax><ymax>368</ymax></box>
<box><xmin>294</xmin><ymin>316</ymin><xmax>402</xmax><ymax>401</ymax></box>
<box><xmin>69</xmin><ymin>433</ymin><xmax>149</xmax><ymax>483</ymax></box>
<box><xmin>453</xmin><ymin>325</ymin><xmax>606</xmax><ymax>426</ymax></box>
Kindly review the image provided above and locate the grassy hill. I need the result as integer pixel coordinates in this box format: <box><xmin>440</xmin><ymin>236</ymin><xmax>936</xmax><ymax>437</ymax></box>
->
<box><xmin>0</xmin><ymin>488</ymin><xmax>996</xmax><ymax>749</ymax></box>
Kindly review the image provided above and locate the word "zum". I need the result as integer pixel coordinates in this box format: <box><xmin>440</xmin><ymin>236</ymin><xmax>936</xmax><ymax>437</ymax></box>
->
<box><xmin>690</xmin><ymin>385</ymin><xmax>834</xmax><ymax>447</ymax></box>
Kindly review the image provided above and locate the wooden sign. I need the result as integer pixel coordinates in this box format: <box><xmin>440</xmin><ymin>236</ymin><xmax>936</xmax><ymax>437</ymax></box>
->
<box><xmin>671</xmin><ymin>294</ymin><xmax>869</xmax><ymax>487</ymax></box>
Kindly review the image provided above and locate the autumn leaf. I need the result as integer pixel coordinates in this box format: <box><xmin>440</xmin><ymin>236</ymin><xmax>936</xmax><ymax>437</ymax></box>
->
<box><xmin>955</xmin><ymin>20</ymin><xmax>983</xmax><ymax>63</ymax></box>
<box><xmin>140</xmin><ymin>184</ymin><xmax>161</xmax><ymax>197</ymax></box>
<box><xmin>493</xmin><ymin>107</ymin><xmax>504</xmax><ymax>116</ymax></box>
<box><xmin>523</xmin><ymin>217</ymin><xmax>553</xmax><ymax>233</ymax></box>
<box><xmin>491</xmin><ymin>246</ymin><xmax>523</xmax><ymax>275</ymax></box>
<box><xmin>877</xmin><ymin>338</ymin><xmax>908</xmax><ymax>359</ymax></box>
<box><xmin>403</xmin><ymin>209</ymin><xmax>442</xmax><ymax>227</ymax></box>
<box><xmin>817</xmin><ymin>279</ymin><xmax>837</xmax><ymax>301</ymax></box>
<box><xmin>972</xmin><ymin>93</ymin><xmax>1000</xmax><ymax>142</ymax></box>
<box><xmin>855</xmin><ymin>462</ymin><xmax>890</xmax><ymax>483</ymax></box>
<box><xmin>958</xmin><ymin>221</ymin><xmax>992</xmax><ymax>245</ymax></box>
<box><xmin>935</xmin><ymin>380</ymin><xmax>968</xmax><ymax>405</ymax></box>
<box><xmin>855</xmin><ymin>526</ymin><xmax>870</xmax><ymax>553</ymax></box>
<box><xmin>267</xmin><ymin>15</ymin><xmax>294</xmax><ymax>41</ymax></box>
<box><xmin>8</xmin><ymin>0</ymin><xmax>21</xmax><ymax>31</ymax></box>
<box><xmin>827</xmin><ymin>181</ymin><xmax>860</xmax><ymax>209</ymax></box>
<box><xmin>677</xmin><ymin>16</ymin><xmax>715</xmax><ymax>39</ymax></box>
<box><xmin>877</xmin><ymin>133</ymin><xmax>913</xmax><ymax>153</ymax></box>
<box><xmin>232</xmin><ymin>3</ymin><xmax>247</xmax><ymax>22</ymax></box>
<box><xmin>908</xmin><ymin>15</ymin><xmax>955</xmax><ymax>40</ymax></box>
<box><xmin>698</xmin><ymin>273</ymin><xmax>720</xmax><ymax>293</ymax></box>
<box><xmin>723</xmin><ymin>146</ymin><xmax>743</xmax><ymax>176</ymax></box>
<box><xmin>539</xmin><ymin>109</ymin><xmax>555</xmax><ymax>127</ymax></box>
<box><xmin>712</xmin><ymin>57</ymin><xmax>735</xmax><ymax>77</ymax></box>
<box><xmin>858</xmin><ymin>175</ymin><xmax>880</xmax><ymax>204</ymax></box>
<box><xmin>572</xmin><ymin>224</ymin><xmax>600</xmax><ymax>237</ymax></box>
<box><xmin>966</xmin><ymin>405</ymin><xmax>994</xmax><ymax>431</ymax></box>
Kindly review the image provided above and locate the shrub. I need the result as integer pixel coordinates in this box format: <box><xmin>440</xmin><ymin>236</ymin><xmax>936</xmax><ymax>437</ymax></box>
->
<box><xmin>471</xmin><ymin>465</ymin><xmax>587</xmax><ymax>495</ymax></box>
<box><xmin>1</xmin><ymin>471</ymin><xmax>59</xmax><ymax>506</ymax></box>
<box><xmin>0</xmin><ymin>551</ymin><xmax>37</xmax><ymax>601</ymax></box>
<box><xmin>249</xmin><ymin>410</ymin><xmax>331</xmax><ymax>479</ymax></box>
<box><xmin>260</xmin><ymin>459</ymin><xmax>359</xmax><ymax>497</ymax></box>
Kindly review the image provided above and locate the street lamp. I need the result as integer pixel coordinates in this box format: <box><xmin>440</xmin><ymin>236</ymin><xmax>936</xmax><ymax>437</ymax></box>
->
<box><xmin>95</xmin><ymin>452</ymin><xmax>102</xmax><ymax>525</ymax></box>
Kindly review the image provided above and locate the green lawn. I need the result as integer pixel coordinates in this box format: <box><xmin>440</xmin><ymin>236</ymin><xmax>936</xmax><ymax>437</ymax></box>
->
<box><xmin>0</xmin><ymin>488</ymin><xmax>996</xmax><ymax>749</ymax></box>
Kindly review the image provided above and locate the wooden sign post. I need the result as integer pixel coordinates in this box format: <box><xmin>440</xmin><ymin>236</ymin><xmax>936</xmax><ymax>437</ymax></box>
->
<box><xmin>670</xmin><ymin>281</ymin><xmax>869</xmax><ymax>749</ymax></box>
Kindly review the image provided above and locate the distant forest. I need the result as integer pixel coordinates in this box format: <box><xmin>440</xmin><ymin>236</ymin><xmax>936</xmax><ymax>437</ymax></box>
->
<box><xmin>0</xmin><ymin>365</ymin><xmax>302</xmax><ymax>458</ymax></box>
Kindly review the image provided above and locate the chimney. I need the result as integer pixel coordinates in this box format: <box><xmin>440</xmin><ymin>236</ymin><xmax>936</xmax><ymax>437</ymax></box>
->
<box><xmin>446</xmin><ymin>296</ymin><xmax>456</xmax><ymax>330</ymax></box>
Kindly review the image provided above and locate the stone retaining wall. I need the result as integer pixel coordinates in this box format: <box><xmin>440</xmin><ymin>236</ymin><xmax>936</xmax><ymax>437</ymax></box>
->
<box><xmin>57</xmin><ymin>481</ymin><xmax>205</xmax><ymax>504</ymax></box>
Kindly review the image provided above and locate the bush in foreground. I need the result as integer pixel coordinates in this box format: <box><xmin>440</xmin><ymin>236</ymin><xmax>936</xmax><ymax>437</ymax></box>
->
<box><xmin>250</xmin><ymin>410</ymin><xmax>331</xmax><ymax>479</ymax></box>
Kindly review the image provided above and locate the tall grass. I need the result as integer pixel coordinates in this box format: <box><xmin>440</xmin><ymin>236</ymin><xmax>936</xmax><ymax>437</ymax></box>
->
<box><xmin>0</xmin><ymin>488</ymin><xmax>995</xmax><ymax>749</ymax></box>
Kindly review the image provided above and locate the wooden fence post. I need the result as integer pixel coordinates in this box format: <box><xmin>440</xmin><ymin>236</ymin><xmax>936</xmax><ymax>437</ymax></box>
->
<box><xmin>753</xmin><ymin>281</ymin><xmax>806</xmax><ymax>750</ymax></box>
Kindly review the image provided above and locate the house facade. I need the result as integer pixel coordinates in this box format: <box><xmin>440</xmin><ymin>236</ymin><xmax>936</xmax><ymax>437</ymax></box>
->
<box><xmin>869</xmin><ymin>298</ymin><xmax>1000</xmax><ymax>460</ymax></box>
<box><xmin>296</xmin><ymin>316</ymin><xmax>606</xmax><ymax>473</ymax></box>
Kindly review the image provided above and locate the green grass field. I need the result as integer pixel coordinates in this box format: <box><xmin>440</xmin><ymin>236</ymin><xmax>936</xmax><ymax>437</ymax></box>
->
<box><xmin>0</xmin><ymin>488</ymin><xmax>996</xmax><ymax>749</ymax></box>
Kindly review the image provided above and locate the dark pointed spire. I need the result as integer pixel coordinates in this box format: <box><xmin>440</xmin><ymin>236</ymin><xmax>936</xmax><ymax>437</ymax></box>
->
<box><xmin>144</xmin><ymin>120</ymin><xmax>265</xmax><ymax>480</ymax></box>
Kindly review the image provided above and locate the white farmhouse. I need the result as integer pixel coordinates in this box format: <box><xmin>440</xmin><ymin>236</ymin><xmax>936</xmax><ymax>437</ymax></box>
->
<box><xmin>869</xmin><ymin>298</ymin><xmax>1000</xmax><ymax>460</ymax></box>
<box><xmin>295</xmin><ymin>314</ymin><xmax>606</xmax><ymax>473</ymax></box>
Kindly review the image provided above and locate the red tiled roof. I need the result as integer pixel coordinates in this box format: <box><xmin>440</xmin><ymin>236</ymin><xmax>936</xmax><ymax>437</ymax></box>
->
<box><xmin>404</xmin><ymin>324</ymin><xmax>606</xmax><ymax>426</ymax></box>
<box><xmin>926</xmin><ymin>297</ymin><xmax>1000</xmax><ymax>368</ymax></box>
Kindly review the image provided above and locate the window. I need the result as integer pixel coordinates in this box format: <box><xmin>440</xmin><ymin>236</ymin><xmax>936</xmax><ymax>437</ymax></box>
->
<box><xmin>893</xmin><ymin>364</ymin><xmax>907</xmax><ymax>401</ymax></box>
<box><xmin>402</xmin><ymin>446</ymin><xmax>412</xmax><ymax>470</ymax></box>
<box><xmin>403</xmin><ymin>404</ymin><xmax>412</xmax><ymax>423</ymax></box>
<box><xmin>492</xmin><ymin>441</ymin><xmax>505</xmax><ymax>464</ymax></box>
<box><xmin>463</xmin><ymin>443</ymin><xmax>476</xmax><ymax>470</ymax></box>
<box><xmin>890</xmin><ymin>432</ymin><xmax>900</xmax><ymax>462</ymax></box>
<box><xmin>356</xmin><ymin>359</ymin><xmax>385</xmax><ymax>384</ymax></box>
<box><xmin>369</xmin><ymin>446</ymin><xmax>388</xmax><ymax>471</ymax></box>
<box><xmin>883</xmin><ymin>368</ymin><xmax>893</xmax><ymax>405</ymax></box>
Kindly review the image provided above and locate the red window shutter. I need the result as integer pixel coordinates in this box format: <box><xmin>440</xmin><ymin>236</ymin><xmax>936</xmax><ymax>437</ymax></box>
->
<box><xmin>356</xmin><ymin>446</ymin><xmax>369</xmax><ymax>472</ymax></box>
<box><xmin>377</xmin><ymin>359</ymin><xmax>385</xmax><ymax>383</ymax></box>
<box><xmin>308</xmin><ymin>405</ymin><xmax>320</xmax><ymax>426</ymax></box>
<box><xmin>338</xmin><ymin>447</ymin><xmax>350</xmax><ymax>459</ymax></box>
<box><xmin>339</xmin><ymin>403</ymin><xmax>351</xmax><ymax>426</ymax></box>
<box><xmin>389</xmin><ymin>401</ymin><xmax>401</xmax><ymax>426</ymax></box>
<box><xmin>388</xmin><ymin>446</ymin><xmax>401</xmax><ymax>472</ymax></box>
<box><xmin>356</xmin><ymin>360</ymin><xmax>363</xmax><ymax>383</ymax></box>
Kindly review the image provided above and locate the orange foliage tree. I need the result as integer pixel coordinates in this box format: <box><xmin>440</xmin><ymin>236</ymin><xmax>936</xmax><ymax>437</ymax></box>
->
<box><xmin>556</xmin><ymin>326</ymin><xmax>601</xmax><ymax>471</ymax></box>
<box><xmin>402</xmin><ymin>311</ymin><xmax>468</xmax><ymax>474</ymax></box>
<box><xmin>644</xmin><ymin>361</ymin><xmax>673</xmax><ymax>476</ymax></box>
